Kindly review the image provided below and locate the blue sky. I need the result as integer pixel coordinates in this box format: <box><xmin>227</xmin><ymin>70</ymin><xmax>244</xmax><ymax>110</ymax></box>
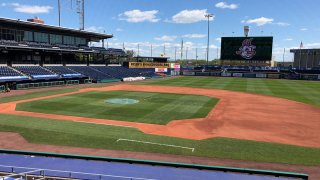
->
<box><xmin>0</xmin><ymin>0</ymin><xmax>320</xmax><ymax>61</ymax></box>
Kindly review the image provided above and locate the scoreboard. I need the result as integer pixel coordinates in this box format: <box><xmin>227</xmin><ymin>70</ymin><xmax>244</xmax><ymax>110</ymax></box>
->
<box><xmin>220</xmin><ymin>37</ymin><xmax>273</xmax><ymax>61</ymax></box>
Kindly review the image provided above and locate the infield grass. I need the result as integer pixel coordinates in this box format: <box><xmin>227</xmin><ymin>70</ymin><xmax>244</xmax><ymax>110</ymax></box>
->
<box><xmin>137</xmin><ymin>76</ymin><xmax>320</xmax><ymax>106</ymax></box>
<box><xmin>16</xmin><ymin>91</ymin><xmax>219</xmax><ymax>124</ymax></box>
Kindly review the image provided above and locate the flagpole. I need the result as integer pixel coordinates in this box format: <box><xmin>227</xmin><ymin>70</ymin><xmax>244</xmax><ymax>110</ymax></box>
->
<box><xmin>282</xmin><ymin>48</ymin><xmax>285</xmax><ymax>68</ymax></box>
<box><xmin>180</xmin><ymin>39</ymin><xmax>183</xmax><ymax>61</ymax></box>
<box><xmin>306</xmin><ymin>50</ymin><xmax>309</xmax><ymax>69</ymax></box>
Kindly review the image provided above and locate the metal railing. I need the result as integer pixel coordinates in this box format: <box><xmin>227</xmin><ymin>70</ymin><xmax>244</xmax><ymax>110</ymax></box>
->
<box><xmin>0</xmin><ymin>165</ymin><xmax>157</xmax><ymax>180</ymax></box>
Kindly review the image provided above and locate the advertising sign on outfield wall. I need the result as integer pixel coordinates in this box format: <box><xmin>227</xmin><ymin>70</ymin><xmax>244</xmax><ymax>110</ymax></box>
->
<box><xmin>232</xmin><ymin>73</ymin><xmax>243</xmax><ymax>77</ymax></box>
<box><xmin>183</xmin><ymin>71</ymin><xmax>195</xmax><ymax>76</ymax></box>
<box><xmin>221</xmin><ymin>73</ymin><xmax>232</xmax><ymax>77</ymax></box>
<box><xmin>129</xmin><ymin>62</ymin><xmax>170</xmax><ymax>68</ymax></box>
<box><xmin>256</xmin><ymin>74</ymin><xmax>267</xmax><ymax>78</ymax></box>
<box><xmin>155</xmin><ymin>68</ymin><xmax>168</xmax><ymax>72</ymax></box>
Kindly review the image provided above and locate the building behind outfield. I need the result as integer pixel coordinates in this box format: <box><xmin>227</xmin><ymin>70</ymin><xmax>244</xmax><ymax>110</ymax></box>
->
<box><xmin>290</xmin><ymin>49</ymin><xmax>320</xmax><ymax>69</ymax></box>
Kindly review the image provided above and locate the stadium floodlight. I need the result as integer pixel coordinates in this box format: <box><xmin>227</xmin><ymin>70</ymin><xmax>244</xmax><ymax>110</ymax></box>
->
<box><xmin>205</xmin><ymin>13</ymin><xmax>213</xmax><ymax>66</ymax></box>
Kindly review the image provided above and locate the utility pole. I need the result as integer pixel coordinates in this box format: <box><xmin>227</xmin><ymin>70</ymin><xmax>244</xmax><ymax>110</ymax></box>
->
<box><xmin>137</xmin><ymin>44</ymin><xmax>140</xmax><ymax>57</ymax></box>
<box><xmin>180</xmin><ymin>39</ymin><xmax>183</xmax><ymax>61</ymax></box>
<box><xmin>195</xmin><ymin>48</ymin><xmax>198</xmax><ymax>65</ymax></box>
<box><xmin>151</xmin><ymin>44</ymin><xmax>153</xmax><ymax>57</ymax></box>
<box><xmin>205</xmin><ymin>13</ymin><xmax>213</xmax><ymax>66</ymax></box>
<box><xmin>174</xmin><ymin>47</ymin><xmax>177</xmax><ymax>62</ymax></box>
<box><xmin>186</xmin><ymin>47</ymin><xmax>188</xmax><ymax>61</ymax></box>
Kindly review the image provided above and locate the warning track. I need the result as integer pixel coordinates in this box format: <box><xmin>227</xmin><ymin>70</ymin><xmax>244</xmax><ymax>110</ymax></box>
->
<box><xmin>0</xmin><ymin>84</ymin><xmax>319</xmax><ymax>148</ymax></box>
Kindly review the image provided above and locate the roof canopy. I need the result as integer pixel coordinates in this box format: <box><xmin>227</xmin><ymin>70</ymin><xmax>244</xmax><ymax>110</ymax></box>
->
<box><xmin>0</xmin><ymin>17</ymin><xmax>113</xmax><ymax>41</ymax></box>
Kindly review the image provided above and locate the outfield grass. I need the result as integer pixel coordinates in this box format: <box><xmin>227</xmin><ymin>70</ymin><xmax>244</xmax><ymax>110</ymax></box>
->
<box><xmin>0</xmin><ymin>114</ymin><xmax>319</xmax><ymax>166</ymax></box>
<box><xmin>137</xmin><ymin>77</ymin><xmax>320</xmax><ymax>106</ymax></box>
<box><xmin>16</xmin><ymin>90</ymin><xmax>218</xmax><ymax>124</ymax></box>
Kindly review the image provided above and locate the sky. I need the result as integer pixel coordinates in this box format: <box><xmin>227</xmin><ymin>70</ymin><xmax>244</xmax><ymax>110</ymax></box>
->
<box><xmin>0</xmin><ymin>0</ymin><xmax>320</xmax><ymax>61</ymax></box>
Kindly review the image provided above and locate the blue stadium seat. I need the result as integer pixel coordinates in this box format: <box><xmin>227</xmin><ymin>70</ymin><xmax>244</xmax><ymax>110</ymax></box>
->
<box><xmin>0</xmin><ymin>66</ymin><xmax>29</xmax><ymax>82</ymax></box>
<box><xmin>67</xmin><ymin>66</ymin><xmax>114</xmax><ymax>81</ymax></box>
<box><xmin>13</xmin><ymin>66</ymin><xmax>59</xmax><ymax>79</ymax></box>
<box><xmin>45</xmin><ymin>66</ymin><xmax>84</xmax><ymax>78</ymax></box>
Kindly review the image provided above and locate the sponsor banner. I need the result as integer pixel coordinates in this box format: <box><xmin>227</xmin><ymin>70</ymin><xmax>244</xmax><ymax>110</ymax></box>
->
<box><xmin>221</xmin><ymin>72</ymin><xmax>232</xmax><ymax>77</ymax></box>
<box><xmin>232</xmin><ymin>73</ymin><xmax>243</xmax><ymax>77</ymax></box>
<box><xmin>122</xmin><ymin>76</ymin><xmax>146</xmax><ymax>82</ymax></box>
<box><xmin>243</xmin><ymin>73</ymin><xmax>256</xmax><ymax>78</ymax></box>
<box><xmin>62</xmin><ymin>74</ymin><xmax>82</xmax><ymax>77</ymax></box>
<box><xmin>173</xmin><ymin>63</ymin><xmax>180</xmax><ymax>70</ymax></box>
<box><xmin>129</xmin><ymin>62</ymin><xmax>170</xmax><ymax>68</ymax></box>
<box><xmin>32</xmin><ymin>75</ymin><xmax>59</xmax><ymax>78</ymax></box>
<box><xmin>183</xmin><ymin>71</ymin><xmax>195</xmax><ymax>76</ymax></box>
<box><xmin>0</xmin><ymin>76</ymin><xmax>28</xmax><ymax>80</ymax></box>
<box><xmin>256</xmin><ymin>73</ymin><xmax>267</xmax><ymax>78</ymax></box>
<box><xmin>267</xmin><ymin>74</ymin><xmax>280</xmax><ymax>79</ymax></box>
<box><xmin>155</xmin><ymin>68</ymin><xmax>168</xmax><ymax>73</ymax></box>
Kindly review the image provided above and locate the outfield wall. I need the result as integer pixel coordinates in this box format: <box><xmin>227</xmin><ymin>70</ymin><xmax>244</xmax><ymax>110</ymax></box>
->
<box><xmin>186</xmin><ymin>71</ymin><xmax>320</xmax><ymax>81</ymax></box>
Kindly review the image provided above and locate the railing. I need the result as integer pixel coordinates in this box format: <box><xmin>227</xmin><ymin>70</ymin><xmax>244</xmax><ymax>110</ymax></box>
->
<box><xmin>0</xmin><ymin>165</ymin><xmax>156</xmax><ymax>180</ymax></box>
<box><xmin>66</xmin><ymin>80</ymin><xmax>80</xmax><ymax>86</ymax></box>
<box><xmin>0</xmin><ymin>85</ymin><xmax>5</xmax><ymax>92</ymax></box>
<box><xmin>16</xmin><ymin>81</ymin><xmax>65</xmax><ymax>90</ymax></box>
<box><xmin>84</xmin><ymin>79</ymin><xmax>93</xmax><ymax>84</ymax></box>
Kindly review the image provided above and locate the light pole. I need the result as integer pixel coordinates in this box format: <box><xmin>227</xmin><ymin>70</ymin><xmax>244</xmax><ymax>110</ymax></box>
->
<box><xmin>205</xmin><ymin>13</ymin><xmax>213</xmax><ymax>66</ymax></box>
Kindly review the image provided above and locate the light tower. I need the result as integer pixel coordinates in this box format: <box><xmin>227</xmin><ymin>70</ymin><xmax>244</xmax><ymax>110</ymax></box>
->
<box><xmin>244</xmin><ymin>26</ymin><xmax>250</xmax><ymax>37</ymax></box>
<box><xmin>205</xmin><ymin>13</ymin><xmax>213</xmax><ymax>66</ymax></box>
<box><xmin>77</xmin><ymin>0</ymin><xmax>85</xmax><ymax>30</ymax></box>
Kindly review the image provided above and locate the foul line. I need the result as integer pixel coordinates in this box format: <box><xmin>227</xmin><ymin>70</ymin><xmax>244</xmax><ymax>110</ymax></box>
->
<box><xmin>116</xmin><ymin>138</ymin><xmax>195</xmax><ymax>152</ymax></box>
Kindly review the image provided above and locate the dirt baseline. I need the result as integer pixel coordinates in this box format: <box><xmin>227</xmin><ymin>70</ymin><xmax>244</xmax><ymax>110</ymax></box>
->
<box><xmin>0</xmin><ymin>84</ymin><xmax>319</xmax><ymax>148</ymax></box>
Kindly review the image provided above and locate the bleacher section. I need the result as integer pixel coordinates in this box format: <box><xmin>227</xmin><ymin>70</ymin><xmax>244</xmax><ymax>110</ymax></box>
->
<box><xmin>14</xmin><ymin>66</ymin><xmax>59</xmax><ymax>79</ymax></box>
<box><xmin>0</xmin><ymin>66</ymin><xmax>29</xmax><ymax>82</ymax></box>
<box><xmin>45</xmin><ymin>66</ymin><xmax>83</xmax><ymax>78</ymax></box>
<box><xmin>67</xmin><ymin>66</ymin><xmax>114</xmax><ymax>81</ymax></box>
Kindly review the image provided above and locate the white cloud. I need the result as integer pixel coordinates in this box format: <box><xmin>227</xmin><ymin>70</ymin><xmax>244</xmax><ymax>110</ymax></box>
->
<box><xmin>274</xmin><ymin>22</ymin><xmax>290</xmax><ymax>26</ymax></box>
<box><xmin>300</xmin><ymin>28</ymin><xmax>308</xmax><ymax>31</ymax></box>
<box><xmin>116</xmin><ymin>28</ymin><xmax>123</xmax><ymax>32</ymax></box>
<box><xmin>305</xmin><ymin>42</ymin><xmax>320</xmax><ymax>48</ymax></box>
<box><xmin>215</xmin><ymin>37</ymin><xmax>221</xmax><ymax>42</ymax></box>
<box><xmin>155</xmin><ymin>35</ymin><xmax>177</xmax><ymax>41</ymax></box>
<box><xmin>182</xmin><ymin>34</ymin><xmax>206</xmax><ymax>38</ymax></box>
<box><xmin>171</xmin><ymin>9</ymin><xmax>214</xmax><ymax>24</ymax></box>
<box><xmin>119</xmin><ymin>9</ymin><xmax>160</xmax><ymax>23</ymax></box>
<box><xmin>215</xmin><ymin>2</ymin><xmax>238</xmax><ymax>9</ymax></box>
<box><xmin>4</xmin><ymin>3</ymin><xmax>53</xmax><ymax>14</ymax></box>
<box><xmin>284</xmin><ymin>38</ymin><xmax>293</xmax><ymax>41</ymax></box>
<box><xmin>86</xmin><ymin>26</ymin><xmax>104</xmax><ymax>33</ymax></box>
<box><xmin>242</xmin><ymin>17</ymin><xmax>273</xmax><ymax>26</ymax></box>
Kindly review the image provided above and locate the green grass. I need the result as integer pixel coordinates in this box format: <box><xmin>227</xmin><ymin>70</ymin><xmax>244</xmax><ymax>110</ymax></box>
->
<box><xmin>137</xmin><ymin>76</ymin><xmax>320</xmax><ymax>106</ymax></box>
<box><xmin>16</xmin><ymin>91</ymin><xmax>219</xmax><ymax>125</ymax></box>
<box><xmin>1</xmin><ymin>77</ymin><xmax>320</xmax><ymax>166</ymax></box>
<box><xmin>0</xmin><ymin>113</ymin><xmax>319</xmax><ymax>166</ymax></box>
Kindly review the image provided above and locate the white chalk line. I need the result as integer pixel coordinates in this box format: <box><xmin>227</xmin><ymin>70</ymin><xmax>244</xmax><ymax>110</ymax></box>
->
<box><xmin>116</xmin><ymin>138</ymin><xmax>195</xmax><ymax>152</ymax></box>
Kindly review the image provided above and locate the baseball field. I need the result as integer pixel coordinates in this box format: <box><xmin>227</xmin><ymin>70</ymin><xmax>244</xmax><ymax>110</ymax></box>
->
<box><xmin>0</xmin><ymin>76</ymin><xmax>319</xmax><ymax>167</ymax></box>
